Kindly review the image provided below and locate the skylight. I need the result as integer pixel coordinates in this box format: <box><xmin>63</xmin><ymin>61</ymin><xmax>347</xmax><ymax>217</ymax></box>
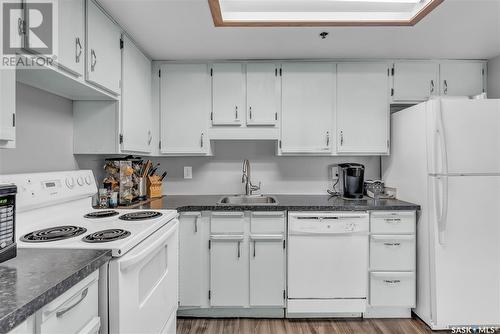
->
<box><xmin>208</xmin><ymin>0</ymin><xmax>444</xmax><ymax>27</ymax></box>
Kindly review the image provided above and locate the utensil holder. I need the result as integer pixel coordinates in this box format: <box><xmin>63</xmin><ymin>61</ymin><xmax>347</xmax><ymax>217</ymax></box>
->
<box><xmin>147</xmin><ymin>175</ymin><xmax>162</xmax><ymax>198</ymax></box>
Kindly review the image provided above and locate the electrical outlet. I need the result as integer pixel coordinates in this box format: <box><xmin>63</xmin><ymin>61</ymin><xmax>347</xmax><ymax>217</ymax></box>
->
<box><xmin>184</xmin><ymin>166</ymin><xmax>192</xmax><ymax>179</ymax></box>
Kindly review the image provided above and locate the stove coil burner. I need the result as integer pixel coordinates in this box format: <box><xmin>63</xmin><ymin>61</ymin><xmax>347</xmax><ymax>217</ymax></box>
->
<box><xmin>21</xmin><ymin>226</ymin><xmax>87</xmax><ymax>242</ymax></box>
<box><xmin>84</xmin><ymin>210</ymin><xmax>119</xmax><ymax>219</ymax></box>
<box><xmin>119</xmin><ymin>211</ymin><xmax>163</xmax><ymax>221</ymax></box>
<box><xmin>83</xmin><ymin>229</ymin><xmax>131</xmax><ymax>243</ymax></box>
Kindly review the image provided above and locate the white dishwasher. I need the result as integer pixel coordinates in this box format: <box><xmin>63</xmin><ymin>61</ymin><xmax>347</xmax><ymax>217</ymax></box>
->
<box><xmin>287</xmin><ymin>212</ymin><xmax>369</xmax><ymax>317</ymax></box>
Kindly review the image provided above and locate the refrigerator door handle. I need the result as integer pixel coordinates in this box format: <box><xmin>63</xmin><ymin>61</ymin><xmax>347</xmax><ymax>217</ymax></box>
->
<box><xmin>435</xmin><ymin>175</ymin><xmax>449</xmax><ymax>246</ymax></box>
<box><xmin>435</xmin><ymin>101</ymin><xmax>449</xmax><ymax>175</ymax></box>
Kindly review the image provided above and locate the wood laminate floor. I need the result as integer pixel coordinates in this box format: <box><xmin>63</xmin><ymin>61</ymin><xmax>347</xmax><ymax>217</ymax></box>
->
<box><xmin>177</xmin><ymin>317</ymin><xmax>443</xmax><ymax>334</ymax></box>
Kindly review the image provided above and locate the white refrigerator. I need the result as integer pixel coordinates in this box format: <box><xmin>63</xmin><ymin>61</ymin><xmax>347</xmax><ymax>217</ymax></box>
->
<box><xmin>382</xmin><ymin>97</ymin><xmax>500</xmax><ymax>330</ymax></box>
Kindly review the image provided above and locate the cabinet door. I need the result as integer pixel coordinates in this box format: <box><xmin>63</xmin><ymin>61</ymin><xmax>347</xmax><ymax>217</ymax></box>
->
<box><xmin>250</xmin><ymin>238</ymin><xmax>285</xmax><ymax>307</ymax></box>
<box><xmin>121</xmin><ymin>36</ymin><xmax>152</xmax><ymax>153</ymax></box>
<box><xmin>0</xmin><ymin>69</ymin><xmax>16</xmax><ymax>146</ymax></box>
<box><xmin>57</xmin><ymin>0</ymin><xmax>84</xmax><ymax>77</ymax></box>
<box><xmin>440</xmin><ymin>62</ymin><xmax>485</xmax><ymax>97</ymax></box>
<box><xmin>179</xmin><ymin>213</ymin><xmax>204</xmax><ymax>307</ymax></box>
<box><xmin>337</xmin><ymin>63</ymin><xmax>390</xmax><ymax>154</ymax></box>
<box><xmin>86</xmin><ymin>0</ymin><xmax>121</xmax><ymax>94</ymax></box>
<box><xmin>281</xmin><ymin>63</ymin><xmax>335</xmax><ymax>154</ymax></box>
<box><xmin>210</xmin><ymin>237</ymin><xmax>248</xmax><ymax>307</ymax></box>
<box><xmin>247</xmin><ymin>63</ymin><xmax>280</xmax><ymax>126</ymax></box>
<box><xmin>392</xmin><ymin>62</ymin><xmax>438</xmax><ymax>102</ymax></box>
<box><xmin>211</xmin><ymin>63</ymin><xmax>245</xmax><ymax>126</ymax></box>
<box><xmin>161</xmin><ymin>64</ymin><xmax>210</xmax><ymax>154</ymax></box>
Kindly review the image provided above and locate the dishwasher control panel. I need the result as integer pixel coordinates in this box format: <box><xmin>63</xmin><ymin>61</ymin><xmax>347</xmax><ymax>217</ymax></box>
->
<box><xmin>288</xmin><ymin>212</ymin><xmax>369</xmax><ymax>234</ymax></box>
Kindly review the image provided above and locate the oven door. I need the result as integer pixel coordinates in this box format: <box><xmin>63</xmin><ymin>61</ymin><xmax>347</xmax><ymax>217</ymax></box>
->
<box><xmin>108</xmin><ymin>220</ymin><xmax>178</xmax><ymax>334</ymax></box>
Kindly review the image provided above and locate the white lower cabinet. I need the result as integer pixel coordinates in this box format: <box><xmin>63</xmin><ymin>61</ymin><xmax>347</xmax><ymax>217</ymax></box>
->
<box><xmin>367</xmin><ymin>211</ymin><xmax>416</xmax><ymax>317</ymax></box>
<box><xmin>209</xmin><ymin>235</ymin><xmax>248</xmax><ymax>307</ymax></box>
<box><xmin>7</xmin><ymin>271</ymin><xmax>101</xmax><ymax>334</ymax></box>
<box><xmin>250</xmin><ymin>237</ymin><xmax>285</xmax><ymax>307</ymax></box>
<box><xmin>369</xmin><ymin>272</ymin><xmax>416</xmax><ymax>307</ymax></box>
<box><xmin>178</xmin><ymin>211</ymin><xmax>286</xmax><ymax>315</ymax></box>
<box><xmin>39</xmin><ymin>271</ymin><xmax>99</xmax><ymax>334</ymax></box>
<box><xmin>179</xmin><ymin>212</ymin><xmax>205</xmax><ymax>307</ymax></box>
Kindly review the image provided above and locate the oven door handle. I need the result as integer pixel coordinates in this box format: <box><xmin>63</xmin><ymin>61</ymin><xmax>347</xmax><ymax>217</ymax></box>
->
<box><xmin>119</xmin><ymin>222</ymin><xmax>178</xmax><ymax>272</ymax></box>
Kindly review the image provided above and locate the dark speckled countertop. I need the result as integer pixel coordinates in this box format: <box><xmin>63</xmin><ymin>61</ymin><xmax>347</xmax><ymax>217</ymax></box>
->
<box><xmin>140</xmin><ymin>194</ymin><xmax>420</xmax><ymax>212</ymax></box>
<box><xmin>0</xmin><ymin>249</ymin><xmax>111</xmax><ymax>333</ymax></box>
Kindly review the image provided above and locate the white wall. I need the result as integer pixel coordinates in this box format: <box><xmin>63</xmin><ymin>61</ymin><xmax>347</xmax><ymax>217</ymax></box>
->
<box><xmin>2</xmin><ymin>84</ymin><xmax>380</xmax><ymax>195</ymax></box>
<box><xmin>488</xmin><ymin>55</ymin><xmax>500</xmax><ymax>98</ymax></box>
<box><xmin>0</xmin><ymin>83</ymin><xmax>78</xmax><ymax>174</ymax></box>
<box><xmin>155</xmin><ymin>142</ymin><xmax>380</xmax><ymax>195</ymax></box>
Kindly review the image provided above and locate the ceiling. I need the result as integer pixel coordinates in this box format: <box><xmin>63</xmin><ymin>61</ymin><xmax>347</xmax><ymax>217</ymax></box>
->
<box><xmin>99</xmin><ymin>0</ymin><xmax>500</xmax><ymax>61</ymax></box>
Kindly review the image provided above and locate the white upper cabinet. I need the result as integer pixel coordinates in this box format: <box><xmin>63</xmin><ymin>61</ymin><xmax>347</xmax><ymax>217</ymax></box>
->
<box><xmin>337</xmin><ymin>63</ymin><xmax>390</xmax><ymax>155</ymax></box>
<box><xmin>57</xmin><ymin>0</ymin><xmax>85</xmax><ymax>77</ymax></box>
<box><xmin>161</xmin><ymin>64</ymin><xmax>211</xmax><ymax>155</ymax></box>
<box><xmin>211</xmin><ymin>63</ymin><xmax>245</xmax><ymax>126</ymax></box>
<box><xmin>440</xmin><ymin>62</ymin><xmax>485</xmax><ymax>97</ymax></box>
<box><xmin>0</xmin><ymin>69</ymin><xmax>16</xmax><ymax>148</ymax></box>
<box><xmin>246</xmin><ymin>63</ymin><xmax>280</xmax><ymax>126</ymax></box>
<box><xmin>86</xmin><ymin>0</ymin><xmax>122</xmax><ymax>95</ymax></box>
<box><xmin>281</xmin><ymin>63</ymin><xmax>335</xmax><ymax>154</ymax></box>
<box><xmin>392</xmin><ymin>62</ymin><xmax>438</xmax><ymax>102</ymax></box>
<box><xmin>121</xmin><ymin>35</ymin><xmax>152</xmax><ymax>153</ymax></box>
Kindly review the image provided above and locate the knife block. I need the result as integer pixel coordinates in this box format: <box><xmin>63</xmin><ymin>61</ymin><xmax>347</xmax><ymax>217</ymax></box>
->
<box><xmin>147</xmin><ymin>175</ymin><xmax>162</xmax><ymax>198</ymax></box>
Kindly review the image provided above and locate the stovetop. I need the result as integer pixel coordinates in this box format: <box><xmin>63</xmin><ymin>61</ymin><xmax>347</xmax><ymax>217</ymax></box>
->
<box><xmin>16</xmin><ymin>202</ymin><xmax>178</xmax><ymax>257</ymax></box>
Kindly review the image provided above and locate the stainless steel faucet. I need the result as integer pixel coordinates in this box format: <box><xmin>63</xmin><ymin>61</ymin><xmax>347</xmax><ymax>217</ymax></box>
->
<box><xmin>242</xmin><ymin>159</ymin><xmax>261</xmax><ymax>195</ymax></box>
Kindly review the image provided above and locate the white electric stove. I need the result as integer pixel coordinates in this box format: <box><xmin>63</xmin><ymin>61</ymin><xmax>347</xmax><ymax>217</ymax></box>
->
<box><xmin>0</xmin><ymin>170</ymin><xmax>179</xmax><ymax>334</ymax></box>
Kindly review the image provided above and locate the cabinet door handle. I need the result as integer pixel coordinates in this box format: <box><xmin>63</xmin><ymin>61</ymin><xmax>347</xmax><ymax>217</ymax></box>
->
<box><xmin>385</xmin><ymin>218</ymin><xmax>402</xmax><ymax>223</ymax></box>
<box><xmin>253</xmin><ymin>240</ymin><xmax>256</xmax><ymax>257</ymax></box>
<box><xmin>147</xmin><ymin>130</ymin><xmax>152</xmax><ymax>145</ymax></box>
<box><xmin>75</xmin><ymin>37</ymin><xmax>83</xmax><ymax>63</ymax></box>
<box><xmin>194</xmin><ymin>217</ymin><xmax>198</xmax><ymax>233</ymax></box>
<box><xmin>18</xmin><ymin>18</ymin><xmax>25</xmax><ymax>35</ymax></box>
<box><xmin>443</xmin><ymin>80</ymin><xmax>448</xmax><ymax>95</ymax></box>
<box><xmin>237</xmin><ymin>241</ymin><xmax>241</xmax><ymax>258</ymax></box>
<box><xmin>249</xmin><ymin>106</ymin><xmax>252</xmax><ymax>119</ymax></box>
<box><xmin>430</xmin><ymin>80</ymin><xmax>435</xmax><ymax>94</ymax></box>
<box><xmin>200</xmin><ymin>132</ymin><xmax>204</xmax><ymax>148</ymax></box>
<box><xmin>56</xmin><ymin>288</ymin><xmax>88</xmax><ymax>318</ymax></box>
<box><xmin>340</xmin><ymin>131</ymin><xmax>344</xmax><ymax>146</ymax></box>
<box><xmin>90</xmin><ymin>49</ymin><xmax>97</xmax><ymax>72</ymax></box>
<box><xmin>235</xmin><ymin>106</ymin><xmax>238</xmax><ymax>119</ymax></box>
<box><xmin>326</xmin><ymin>131</ymin><xmax>330</xmax><ymax>147</ymax></box>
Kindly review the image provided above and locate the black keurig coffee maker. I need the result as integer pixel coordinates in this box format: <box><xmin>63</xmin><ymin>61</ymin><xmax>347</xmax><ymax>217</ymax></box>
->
<box><xmin>338</xmin><ymin>163</ymin><xmax>365</xmax><ymax>199</ymax></box>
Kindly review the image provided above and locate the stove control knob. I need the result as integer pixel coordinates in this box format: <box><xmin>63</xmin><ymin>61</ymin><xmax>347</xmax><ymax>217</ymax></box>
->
<box><xmin>77</xmin><ymin>176</ymin><xmax>84</xmax><ymax>186</ymax></box>
<box><xmin>65</xmin><ymin>177</ymin><xmax>75</xmax><ymax>189</ymax></box>
<box><xmin>84</xmin><ymin>176</ymin><xmax>92</xmax><ymax>185</ymax></box>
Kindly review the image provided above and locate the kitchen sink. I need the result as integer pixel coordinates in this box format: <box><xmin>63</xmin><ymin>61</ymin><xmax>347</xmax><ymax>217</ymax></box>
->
<box><xmin>217</xmin><ymin>195</ymin><xmax>278</xmax><ymax>205</ymax></box>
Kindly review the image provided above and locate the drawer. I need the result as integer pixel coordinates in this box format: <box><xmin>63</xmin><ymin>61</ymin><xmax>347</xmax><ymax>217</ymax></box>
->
<box><xmin>370</xmin><ymin>211</ymin><xmax>416</xmax><ymax>234</ymax></box>
<box><xmin>40</xmin><ymin>271</ymin><xmax>99</xmax><ymax>334</ymax></box>
<box><xmin>210</xmin><ymin>212</ymin><xmax>245</xmax><ymax>233</ymax></box>
<box><xmin>370</xmin><ymin>235</ymin><xmax>415</xmax><ymax>271</ymax></box>
<box><xmin>250</xmin><ymin>212</ymin><xmax>285</xmax><ymax>234</ymax></box>
<box><xmin>370</xmin><ymin>272</ymin><xmax>415</xmax><ymax>307</ymax></box>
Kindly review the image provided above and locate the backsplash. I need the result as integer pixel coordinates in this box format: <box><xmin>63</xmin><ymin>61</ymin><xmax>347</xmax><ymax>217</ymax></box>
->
<box><xmin>76</xmin><ymin>141</ymin><xmax>381</xmax><ymax>195</ymax></box>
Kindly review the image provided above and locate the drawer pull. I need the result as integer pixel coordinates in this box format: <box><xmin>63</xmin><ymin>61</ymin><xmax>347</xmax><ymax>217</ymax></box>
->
<box><xmin>383</xmin><ymin>242</ymin><xmax>401</xmax><ymax>247</ymax></box>
<box><xmin>384</xmin><ymin>218</ymin><xmax>402</xmax><ymax>223</ymax></box>
<box><xmin>383</xmin><ymin>279</ymin><xmax>401</xmax><ymax>285</ymax></box>
<box><xmin>56</xmin><ymin>288</ymin><xmax>88</xmax><ymax>318</ymax></box>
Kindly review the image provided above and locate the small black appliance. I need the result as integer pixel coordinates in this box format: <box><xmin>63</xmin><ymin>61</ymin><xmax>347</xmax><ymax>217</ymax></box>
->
<box><xmin>0</xmin><ymin>184</ymin><xmax>17</xmax><ymax>263</ymax></box>
<box><xmin>338</xmin><ymin>163</ymin><xmax>365</xmax><ymax>199</ymax></box>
